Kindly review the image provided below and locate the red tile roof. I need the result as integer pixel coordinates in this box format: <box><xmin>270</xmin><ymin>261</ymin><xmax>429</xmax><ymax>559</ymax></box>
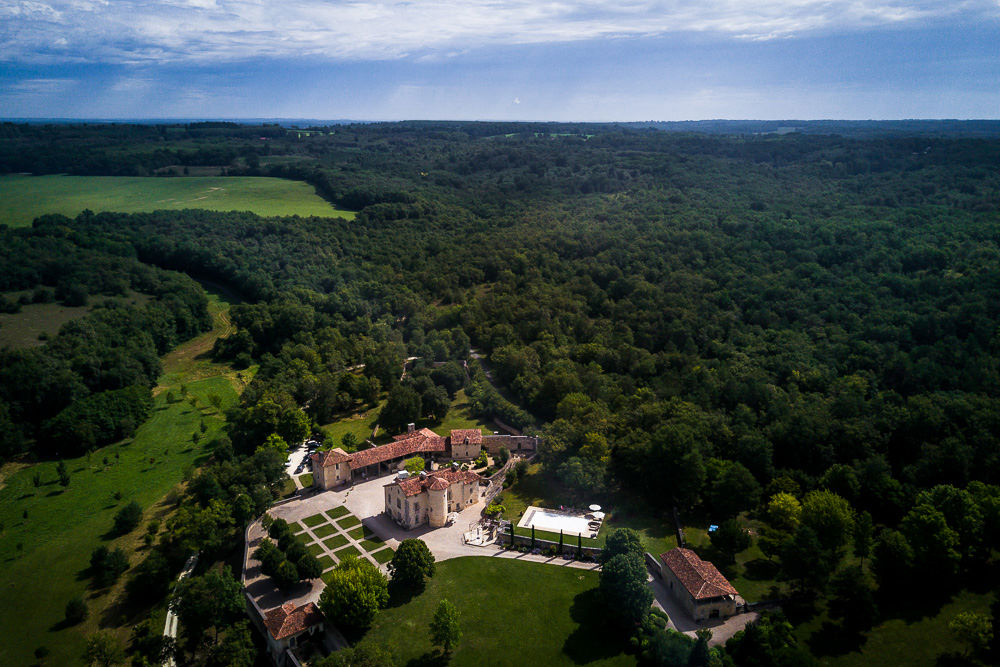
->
<box><xmin>264</xmin><ymin>602</ymin><xmax>324</xmax><ymax>641</ymax></box>
<box><xmin>311</xmin><ymin>448</ymin><xmax>352</xmax><ymax>468</ymax></box>
<box><xmin>449</xmin><ymin>429</ymin><xmax>483</xmax><ymax>446</ymax></box>
<box><xmin>350</xmin><ymin>428</ymin><xmax>446</xmax><ymax>470</ymax></box>
<box><xmin>392</xmin><ymin>468</ymin><xmax>482</xmax><ymax>497</ymax></box>
<box><xmin>660</xmin><ymin>548</ymin><xmax>738</xmax><ymax>600</ymax></box>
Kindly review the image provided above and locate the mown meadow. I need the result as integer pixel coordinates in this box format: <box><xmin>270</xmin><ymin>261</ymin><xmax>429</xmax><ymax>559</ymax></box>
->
<box><xmin>0</xmin><ymin>174</ymin><xmax>354</xmax><ymax>228</ymax></box>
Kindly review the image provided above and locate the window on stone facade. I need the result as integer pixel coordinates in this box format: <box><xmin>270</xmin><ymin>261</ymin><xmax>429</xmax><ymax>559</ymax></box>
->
<box><xmin>397</xmin><ymin>498</ymin><xmax>401</xmax><ymax>508</ymax></box>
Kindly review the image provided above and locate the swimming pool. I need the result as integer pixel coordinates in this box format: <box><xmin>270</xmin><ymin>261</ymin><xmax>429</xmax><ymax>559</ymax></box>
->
<box><xmin>520</xmin><ymin>507</ymin><xmax>595</xmax><ymax>536</ymax></box>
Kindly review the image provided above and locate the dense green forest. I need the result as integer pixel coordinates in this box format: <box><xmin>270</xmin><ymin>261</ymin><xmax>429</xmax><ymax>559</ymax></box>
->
<box><xmin>1</xmin><ymin>121</ymin><xmax>998</xmax><ymax>665</ymax></box>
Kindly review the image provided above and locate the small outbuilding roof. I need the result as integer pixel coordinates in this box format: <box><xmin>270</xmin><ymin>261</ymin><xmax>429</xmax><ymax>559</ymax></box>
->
<box><xmin>660</xmin><ymin>548</ymin><xmax>738</xmax><ymax>600</ymax></box>
<box><xmin>263</xmin><ymin>601</ymin><xmax>324</xmax><ymax>641</ymax></box>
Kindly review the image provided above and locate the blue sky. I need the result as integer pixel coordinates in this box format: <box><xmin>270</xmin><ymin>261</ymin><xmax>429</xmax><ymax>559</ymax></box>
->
<box><xmin>2</xmin><ymin>1</ymin><xmax>999</xmax><ymax>120</ymax></box>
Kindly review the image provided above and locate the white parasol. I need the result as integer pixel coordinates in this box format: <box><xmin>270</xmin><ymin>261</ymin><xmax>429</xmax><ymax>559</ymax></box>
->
<box><xmin>588</xmin><ymin>504</ymin><xmax>602</xmax><ymax>511</ymax></box>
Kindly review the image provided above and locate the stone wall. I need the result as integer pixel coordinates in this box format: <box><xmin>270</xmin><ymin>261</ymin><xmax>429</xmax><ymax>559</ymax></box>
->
<box><xmin>483</xmin><ymin>434</ymin><xmax>538</xmax><ymax>453</ymax></box>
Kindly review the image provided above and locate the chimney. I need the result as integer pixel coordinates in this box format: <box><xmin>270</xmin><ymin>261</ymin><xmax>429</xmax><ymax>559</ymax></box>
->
<box><xmin>407</xmin><ymin>423</ymin><xmax>415</xmax><ymax>433</ymax></box>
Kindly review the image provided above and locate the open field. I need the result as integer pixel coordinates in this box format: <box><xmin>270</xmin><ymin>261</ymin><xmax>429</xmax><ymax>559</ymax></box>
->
<box><xmin>0</xmin><ymin>174</ymin><xmax>355</xmax><ymax>227</ymax></box>
<box><xmin>0</xmin><ymin>291</ymin><xmax>150</xmax><ymax>349</ymax></box>
<box><xmin>0</xmin><ymin>284</ymin><xmax>242</xmax><ymax>665</ymax></box>
<box><xmin>356</xmin><ymin>556</ymin><xmax>635</xmax><ymax>666</ymax></box>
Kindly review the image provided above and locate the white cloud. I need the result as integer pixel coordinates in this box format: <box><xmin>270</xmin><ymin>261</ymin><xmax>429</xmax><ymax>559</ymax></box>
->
<box><xmin>7</xmin><ymin>77</ymin><xmax>76</xmax><ymax>92</ymax></box>
<box><xmin>0</xmin><ymin>1</ymin><xmax>997</xmax><ymax>64</ymax></box>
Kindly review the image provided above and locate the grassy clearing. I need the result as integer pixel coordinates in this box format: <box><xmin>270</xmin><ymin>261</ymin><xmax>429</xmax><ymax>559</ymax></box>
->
<box><xmin>317</xmin><ymin>555</ymin><xmax>335</xmax><ymax>571</ymax></box>
<box><xmin>431</xmin><ymin>389</ymin><xmax>500</xmax><ymax>434</ymax></box>
<box><xmin>357</xmin><ymin>557</ymin><xmax>634</xmax><ymax>666</ymax></box>
<box><xmin>347</xmin><ymin>526</ymin><xmax>366</xmax><ymax>540</ymax></box>
<box><xmin>302</xmin><ymin>513</ymin><xmax>328</xmax><ymax>528</ymax></box>
<box><xmin>291</xmin><ymin>522</ymin><xmax>307</xmax><ymax>535</ymax></box>
<box><xmin>0</xmin><ymin>283</ymin><xmax>243</xmax><ymax>665</ymax></box>
<box><xmin>0</xmin><ymin>174</ymin><xmax>355</xmax><ymax>228</ymax></box>
<box><xmin>298</xmin><ymin>473</ymin><xmax>313</xmax><ymax>487</ymax></box>
<box><xmin>337</xmin><ymin>515</ymin><xmax>361</xmax><ymax>529</ymax></box>
<box><xmin>0</xmin><ymin>291</ymin><xmax>151</xmax><ymax>350</ymax></box>
<box><xmin>320</xmin><ymin>402</ymin><xmax>381</xmax><ymax>447</ymax></box>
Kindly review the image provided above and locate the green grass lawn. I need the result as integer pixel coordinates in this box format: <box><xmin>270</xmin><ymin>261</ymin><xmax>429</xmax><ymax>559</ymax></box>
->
<box><xmin>356</xmin><ymin>557</ymin><xmax>635</xmax><ymax>666</ymax></box>
<box><xmin>323</xmin><ymin>534</ymin><xmax>349</xmax><ymax>550</ymax></box>
<box><xmin>291</xmin><ymin>522</ymin><xmax>307</xmax><ymax>535</ymax></box>
<box><xmin>335</xmin><ymin>545</ymin><xmax>361</xmax><ymax>560</ymax></box>
<box><xmin>0</xmin><ymin>174</ymin><xmax>355</xmax><ymax>227</ymax></box>
<box><xmin>337</xmin><ymin>515</ymin><xmax>361</xmax><ymax>529</ymax></box>
<box><xmin>359</xmin><ymin>538</ymin><xmax>384</xmax><ymax>552</ymax></box>
<box><xmin>371</xmin><ymin>547</ymin><xmax>395</xmax><ymax>564</ymax></box>
<box><xmin>307</xmin><ymin>543</ymin><xmax>326</xmax><ymax>557</ymax></box>
<box><xmin>302</xmin><ymin>513</ymin><xmax>328</xmax><ymax>528</ymax></box>
<box><xmin>312</xmin><ymin>524</ymin><xmax>337</xmax><ymax>539</ymax></box>
<box><xmin>317</xmin><ymin>555</ymin><xmax>335</xmax><ymax>571</ymax></box>
<box><xmin>325</xmin><ymin>505</ymin><xmax>350</xmax><ymax>519</ymax></box>
<box><xmin>347</xmin><ymin>526</ymin><xmax>366</xmax><ymax>540</ymax></box>
<box><xmin>298</xmin><ymin>473</ymin><xmax>313</xmax><ymax>487</ymax></box>
<box><xmin>430</xmin><ymin>389</ymin><xmax>499</xmax><ymax>434</ymax></box>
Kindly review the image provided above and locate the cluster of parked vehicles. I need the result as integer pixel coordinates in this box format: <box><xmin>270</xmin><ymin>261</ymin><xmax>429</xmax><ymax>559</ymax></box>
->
<box><xmin>288</xmin><ymin>437</ymin><xmax>321</xmax><ymax>475</ymax></box>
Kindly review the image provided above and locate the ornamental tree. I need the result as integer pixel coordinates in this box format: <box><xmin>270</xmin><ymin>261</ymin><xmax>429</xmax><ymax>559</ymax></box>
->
<box><xmin>319</xmin><ymin>556</ymin><xmax>388</xmax><ymax>632</ymax></box>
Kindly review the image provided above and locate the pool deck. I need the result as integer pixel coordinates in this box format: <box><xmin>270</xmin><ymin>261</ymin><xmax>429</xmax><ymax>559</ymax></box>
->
<box><xmin>516</xmin><ymin>505</ymin><xmax>601</xmax><ymax>538</ymax></box>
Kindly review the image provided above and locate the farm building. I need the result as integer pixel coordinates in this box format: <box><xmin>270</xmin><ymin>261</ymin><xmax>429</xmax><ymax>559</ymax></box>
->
<box><xmin>659</xmin><ymin>548</ymin><xmax>740</xmax><ymax>621</ymax></box>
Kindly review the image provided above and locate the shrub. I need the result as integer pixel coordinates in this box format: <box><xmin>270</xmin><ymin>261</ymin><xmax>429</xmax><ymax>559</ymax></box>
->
<box><xmin>113</xmin><ymin>501</ymin><xmax>143</xmax><ymax>535</ymax></box>
<box><xmin>65</xmin><ymin>596</ymin><xmax>88</xmax><ymax>624</ymax></box>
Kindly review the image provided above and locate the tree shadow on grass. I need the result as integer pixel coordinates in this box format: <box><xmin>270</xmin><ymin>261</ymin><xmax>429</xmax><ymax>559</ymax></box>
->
<box><xmin>562</xmin><ymin>588</ymin><xmax>629</xmax><ymax>665</ymax></box>
<box><xmin>387</xmin><ymin>582</ymin><xmax>423</xmax><ymax>608</ymax></box>
<box><xmin>405</xmin><ymin>650</ymin><xmax>450</xmax><ymax>667</ymax></box>
<box><xmin>742</xmin><ymin>558</ymin><xmax>779</xmax><ymax>581</ymax></box>
<box><xmin>806</xmin><ymin>621</ymin><xmax>867</xmax><ymax>657</ymax></box>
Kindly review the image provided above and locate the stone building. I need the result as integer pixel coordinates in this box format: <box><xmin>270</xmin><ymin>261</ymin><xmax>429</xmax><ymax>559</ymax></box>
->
<box><xmin>659</xmin><ymin>548</ymin><xmax>739</xmax><ymax>621</ymax></box>
<box><xmin>261</xmin><ymin>601</ymin><xmax>324</xmax><ymax>666</ymax></box>
<box><xmin>383</xmin><ymin>468</ymin><xmax>483</xmax><ymax>529</ymax></box>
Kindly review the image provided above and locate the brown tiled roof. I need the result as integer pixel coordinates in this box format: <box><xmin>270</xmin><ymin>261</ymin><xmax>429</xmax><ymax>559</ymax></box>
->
<box><xmin>349</xmin><ymin>429</ymin><xmax>446</xmax><ymax>470</ymax></box>
<box><xmin>264</xmin><ymin>601</ymin><xmax>324</xmax><ymax>641</ymax></box>
<box><xmin>449</xmin><ymin>429</ymin><xmax>483</xmax><ymax>446</ymax></box>
<box><xmin>393</xmin><ymin>468</ymin><xmax>482</xmax><ymax>497</ymax></box>
<box><xmin>660</xmin><ymin>548</ymin><xmax>738</xmax><ymax>600</ymax></box>
<box><xmin>311</xmin><ymin>448</ymin><xmax>352</xmax><ymax>468</ymax></box>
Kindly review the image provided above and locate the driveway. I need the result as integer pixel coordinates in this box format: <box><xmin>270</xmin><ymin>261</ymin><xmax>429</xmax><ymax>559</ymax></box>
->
<box><xmin>648</xmin><ymin>575</ymin><xmax>758</xmax><ymax>646</ymax></box>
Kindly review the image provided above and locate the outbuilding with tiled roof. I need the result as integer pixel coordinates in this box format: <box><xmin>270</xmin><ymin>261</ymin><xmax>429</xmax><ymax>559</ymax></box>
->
<box><xmin>659</xmin><ymin>548</ymin><xmax>740</xmax><ymax>622</ymax></box>
<box><xmin>259</xmin><ymin>601</ymin><xmax>325</xmax><ymax>665</ymax></box>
